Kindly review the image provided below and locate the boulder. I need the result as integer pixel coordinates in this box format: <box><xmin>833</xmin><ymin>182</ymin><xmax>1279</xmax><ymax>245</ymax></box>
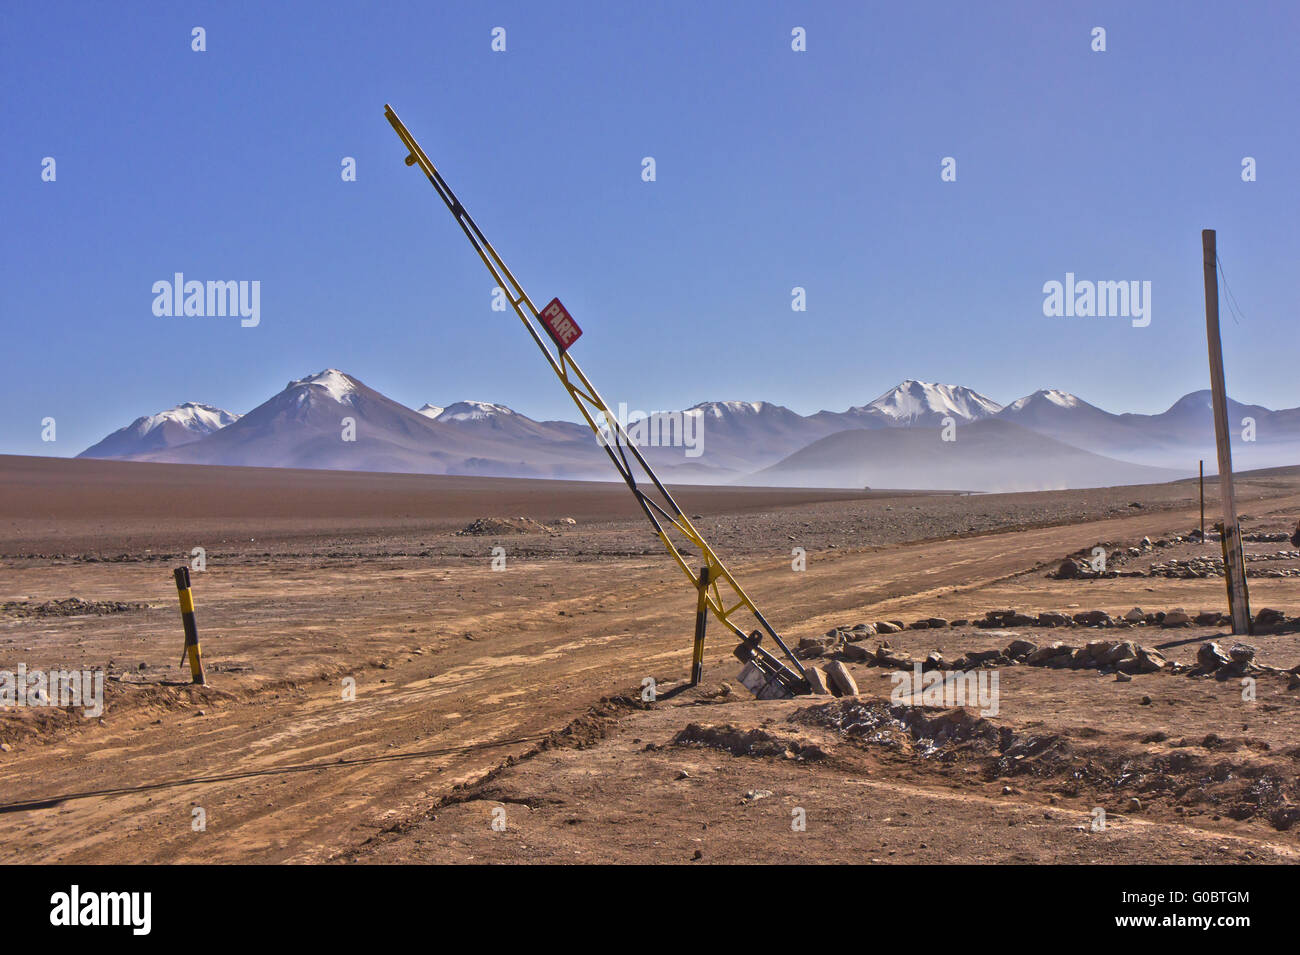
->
<box><xmin>1056</xmin><ymin>559</ymin><xmax>1084</xmax><ymax>579</ymax></box>
<box><xmin>805</xmin><ymin>666</ymin><xmax>833</xmax><ymax>695</ymax></box>
<box><xmin>1194</xmin><ymin>611</ymin><xmax>1221</xmax><ymax>626</ymax></box>
<box><xmin>1197</xmin><ymin>642</ymin><xmax>1231</xmax><ymax>670</ymax></box>
<box><xmin>875</xmin><ymin>621</ymin><xmax>902</xmax><ymax>634</ymax></box>
<box><xmin>824</xmin><ymin>660</ymin><xmax>859</xmax><ymax>697</ymax></box>
<box><xmin>1083</xmin><ymin>640</ymin><xmax>1118</xmax><ymax>663</ymax></box>
<box><xmin>1103</xmin><ymin>641</ymin><xmax>1138</xmax><ymax>666</ymax></box>
<box><xmin>1228</xmin><ymin>644</ymin><xmax>1257</xmax><ymax>664</ymax></box>
<box><xmin>1073</xmin><ymin>610</ymin><xmax>1114</xmax><ymax>627</ymax></box>
<box><xmin>1037</xmin><ymin>611</ymin><xmax>1072</xmax><ymax>628</ymax></box>
<box><xmin>922</xmin><ymin>651</ymin><xmax>945</xmax><ymax>671</ymax></box>
<box><xmin>841</xmin><ymin>642</ymin><xmax>874</xmax><ymax>663</ymax></box>
<box><xmin>1161</xmin><ymin>608</ymin><xmax>1192</xmax><ymax>627</ymax></box>
<box><xmin>1026</xmin><ymin>642</ymin><xmax>1072</xmax><ymax>666</ymax></box>
<box><xmin>1005</xmin><ymin>639</ymin><xmax>1038</xmax><ymax>661</ymax></box>
<box><xmin>1124</xmin><ymin>607</ymin><xmax>1145</xmax><ymax>623</ymax></box>
<box><xmin>927</xmin><ymin>617</ymin><xmax>950</xmax><ymax>629</ymax></box>
<box><xmin>1255</xmin><ymin>608</ymin><xmax>1286</xmax><ymax>629</ymax></box>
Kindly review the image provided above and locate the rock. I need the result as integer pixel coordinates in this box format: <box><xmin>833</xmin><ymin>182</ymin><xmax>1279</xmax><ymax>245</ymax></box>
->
<box><xmin>1269</xmin><ymin>806</ymin><xmax>1300</xmax><ymax>831</ymax></box>
<box><xmin>926</xmin><ymin>617</ymin><xmax>949</xmax><ymax>629</ymax></box>
<box><xmin>841</xmin><ymin>642</ymin><xmax>874</xmax><ymax>663</ymax></box>
<box><xmin>1056</xmin><ymin>558</ymin><xmax>1084</xmax><ymax>579</ymax></box>
<box><xmin>1127</xmin><ymin>798</ymin><xmax>1142</xmax><ymax>812</ymax></box>
<box><xmin>1026</xmin><ymin>642</ymin><xmax>1071</xmax><ymax>666</ymax></box>
<box><xmin>1161</xmin><ymin>608</ymin><xmax>1191</xmax><ymax>627</ymax></box>
<box><xmin>875</xmin><ymin>647</ymin><xmax>915</xmax><ymax>669</ymax></box>
<box><xmin>1124</xmin><ymin>607</ymin><xmax>1145</xmax><ymax>623</ymax></box>
<box><xmin>1228</xmin><ymin>644</ymin><xmax>1257</xmax><ymax>664</ymax></box>
<box><xmin>1103</xmin><ymin>641</ymin><xmax>1138</xmax><ymax>666</ymax></box>
<box><xmin>922</xmin><ymin>651</ymin><xmax>945</xmax><ymax>671</ymax></box>
<box><xmin>805</xmin><ymin>666</ymin><xmax>833</xmax><ymax>695</ymax></box>
<box><xmin>965</xmin><ymin>648</ymin><xmax>1003</xmax><ymax>665</ymax></box>
<box><xmin>1005</xmin><ymin>639</ymin><xmax>1038</xmax><ymax>660</ymax></box>
<box><xmin>1255</xmin><ymin>608</ymin><xmax>1286</xmax><ymax>629</ymax></box>
<box><xmin>908</xmin><ymin>620</ymin><xmax>930</xmax><ymax>630</ymax></box>
<box><xmin>1037</xmin><ymin>611</ymin><xmax>1072</xmax><ymax>628</ymax></box>
<box><xmin>824</xmin><ymin>660</ymin><xmax>859</xmax><ymax>697</ymax></box>
<box><xmin>1115</xmin><ymin>671</ymin><xmax>1132</xmax><ymax>682</ymax></box>
<box><xmin>0</xmin><ymin>742</ymin><xmax>11</xmax><ymax>753</ymax></box>
<box><xmin>1084</xmin><ymin>640</ymin><xmax>1118</xmax><ymax>663</ymax></box>
<box><xmin>1073</xmin><ymin>610</ymin><xmax>1113</xmax><ymax>627</ymax></box>
<box><xmin>1132</xmin><ymin>647</ymin><xmax>1167</xmax><ymax>673</ymax></box>
<box><xmin>1194</xmin><ymin>611</ymin><xmax>1221</xmax><ymax>626</ymax></box>
<box><xmin>875</xmin><ymin>621</ymin><xmax>902</xmax><ymax>634</ymax></box>
<box><xmin>1047</xmin><ymin>649</ymin><xmax>1078</xmax><ymax>669</ymax></box>
<box><xmin>1197</xmin><ymin>642</ymin><xmax>1231</xmax><ymax>670</ymax></box>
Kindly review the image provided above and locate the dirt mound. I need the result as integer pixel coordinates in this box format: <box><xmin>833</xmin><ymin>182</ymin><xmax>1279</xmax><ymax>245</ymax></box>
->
<box><xmin>793</xmin><ymin>699</ymin><xmax>1300</xmax><ymax>829</ymax></box>
<box><xmin>1</xmin><ymin>597</ymin><xmax>148</xmax><ymax>618</ymax></box>
<box><xmin>456</xmin><ymin>517</ymin><xmax>551</xmax><ymax>536</ymax></box>
<box><xmin>671</xmin><ymin>721</ymin><xmax>826</xmax><ymax>760</ymax></box>
<box><xmin>795</xmin><ymin>700</ymin><xmax>1005</xmax><ymax>757</ymax></box>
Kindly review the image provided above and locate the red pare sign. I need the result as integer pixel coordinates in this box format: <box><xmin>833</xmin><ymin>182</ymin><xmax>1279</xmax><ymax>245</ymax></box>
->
<box><xmin>539</xmin><ymin>298</ymin><xmax>582</xmax><ymax>351</ymax></box>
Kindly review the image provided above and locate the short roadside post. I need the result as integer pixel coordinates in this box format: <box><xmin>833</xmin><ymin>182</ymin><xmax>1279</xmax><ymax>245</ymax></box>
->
<box><xmin>690</xmin><ymin>566</ymin><xmax>710</xmax><ymax>686</ymax></box>
<box><xmin>173</xmin><ymin>566</ymin><xmax>207</xmax><ymax>685</ymax></box>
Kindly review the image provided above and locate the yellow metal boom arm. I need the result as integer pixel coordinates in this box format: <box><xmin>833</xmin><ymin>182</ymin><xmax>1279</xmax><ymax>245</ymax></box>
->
<box><xmin>384</xmin><ymin>105</ymin><xmax>807</xmax><ymax>697</ymax></box>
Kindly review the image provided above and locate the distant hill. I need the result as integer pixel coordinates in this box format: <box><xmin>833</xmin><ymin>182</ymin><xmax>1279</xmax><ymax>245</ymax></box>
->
<box><xmin>756</xmin><ymin>418</ymin><xmax>1183</xmax><ymax>492</ymax></box>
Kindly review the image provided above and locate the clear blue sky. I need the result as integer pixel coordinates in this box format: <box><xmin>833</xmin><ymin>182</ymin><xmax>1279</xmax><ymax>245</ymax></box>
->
<box><xmin>3</xmin><ymin>0</ymin><xmax>1297</xmax><ymax>456</ymax></box>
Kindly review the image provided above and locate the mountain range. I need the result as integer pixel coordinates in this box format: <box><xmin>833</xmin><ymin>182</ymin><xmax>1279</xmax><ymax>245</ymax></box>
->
<box><xmin>76</xmin><ymin>371</ymin><xmax>1300</xmax><ymax>492</ymax></box>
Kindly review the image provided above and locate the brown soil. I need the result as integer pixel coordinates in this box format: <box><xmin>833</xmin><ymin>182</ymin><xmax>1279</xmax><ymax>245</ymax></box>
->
<box><xmin>1</xmin><ymin>454</ymin><xmax>1299</xmax><ymax>864</ymax></box>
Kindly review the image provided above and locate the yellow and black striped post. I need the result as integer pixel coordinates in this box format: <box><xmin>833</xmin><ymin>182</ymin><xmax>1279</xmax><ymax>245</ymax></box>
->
<box><xmin>173</xmin><ymin>566</ymin><xmax>206</xmax><ymax>685</ymax></box>
<box><xmin>690</xmin><ymin>566</ymin><xmax>710</xmax><ymax>686</ymax></box>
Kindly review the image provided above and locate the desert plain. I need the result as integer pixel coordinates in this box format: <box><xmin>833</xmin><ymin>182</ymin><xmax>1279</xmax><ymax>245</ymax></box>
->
<box><xmin>2</xmin><ymin>454</ymin><xmax>1299</xmax><ymax>864</ymax></box>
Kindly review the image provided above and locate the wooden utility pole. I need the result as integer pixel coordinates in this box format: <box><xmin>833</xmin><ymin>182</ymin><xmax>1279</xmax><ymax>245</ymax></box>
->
<box><xmin>1202</xmin><ymin>230</ymin><xmax>1251</xmax><ymax>634</ymax></box>
<box><xmin>1199</xmin><ymin>460</ymin><xmax>1205</xmax><ymax>543</ymax></box>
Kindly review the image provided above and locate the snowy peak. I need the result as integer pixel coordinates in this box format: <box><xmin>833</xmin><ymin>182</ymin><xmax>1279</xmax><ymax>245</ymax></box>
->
<box><xmin>1005</xmin><ymin>389</ymin><xmax>1085</xmax><ymax>413</ymax></box>
<box><xmin>865</xmin><ymin>380</ymin><xmax>1003</xmax><ymax>424</ymax></box>
<box><xmin>133</xmin><ymin>401</ymin><xmax>240</xmax><ymax>437</ymax></box>
<box><xmin>417</xmin><ymin>403</ymin><xmax>444</xmax><ymax>419</ymax></box>
<box><xmin>286</xmin><ymin>368</ymin><xmax>359</xmax><ymax>405</ymax></box>
<box><xmin>78</xmin><ymin>401</ymin><xmax>240</xmax><ymax>459</ymax></box>
<box><xmin>438</xmin><ymin>400</ymin><xmax>518</xmax><ymax>422</ymax></box>
<box><xmin>688</xmin><ymin>400</ymin><xmax>785</xmax><ymax>419</ymax></box>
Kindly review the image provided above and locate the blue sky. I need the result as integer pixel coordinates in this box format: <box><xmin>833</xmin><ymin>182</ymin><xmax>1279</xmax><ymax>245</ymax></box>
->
<box><xmin>3</xmin><ymin>0</ymin><xmax>1297</xmax><ymax>456</ymax></box>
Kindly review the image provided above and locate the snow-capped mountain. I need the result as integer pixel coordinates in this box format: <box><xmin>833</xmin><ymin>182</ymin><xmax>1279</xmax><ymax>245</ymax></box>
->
<box><xmin>864</xmin><ymin>380</ymin><xmax>1004</xmax><ymax>426</ymax></box>
<box><xmin>437</xmin><ymin>400</ymin><xmax>518</xmax><ymax>422</ymax></box>
<box><xmin>76</xmin><ymin>371</ymin><xmax>1300</xmax><ymax>489</ymax></box>
<box><xmin>1001</xmin><ymin>389</ymin><xmax>1084</xmax><ymax>413</ymax></box>
<box><xmin>79</xmin><ymin>402</ymin><xmax>240</xmax><ymax>459</ymax></box>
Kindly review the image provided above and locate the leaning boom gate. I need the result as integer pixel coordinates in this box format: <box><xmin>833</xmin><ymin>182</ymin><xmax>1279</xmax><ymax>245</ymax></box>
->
<box><xmin>384</xmin><ymin>104</ymin><xmax>808</xmax><ymax>698</ymax></box>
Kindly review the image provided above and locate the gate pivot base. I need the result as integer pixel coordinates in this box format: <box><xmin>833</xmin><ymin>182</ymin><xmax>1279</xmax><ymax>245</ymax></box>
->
<box><xmin>734</xmin><ymin>631</ymin><xmax>808</xmax><ymax>699</ymax></box>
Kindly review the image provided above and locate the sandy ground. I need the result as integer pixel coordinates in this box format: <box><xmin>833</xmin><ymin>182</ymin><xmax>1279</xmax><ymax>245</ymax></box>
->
<box><xmin>1</xmin><ymin>455</ymin><xmax>1298</xmax><ymax>864</ymax></box>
